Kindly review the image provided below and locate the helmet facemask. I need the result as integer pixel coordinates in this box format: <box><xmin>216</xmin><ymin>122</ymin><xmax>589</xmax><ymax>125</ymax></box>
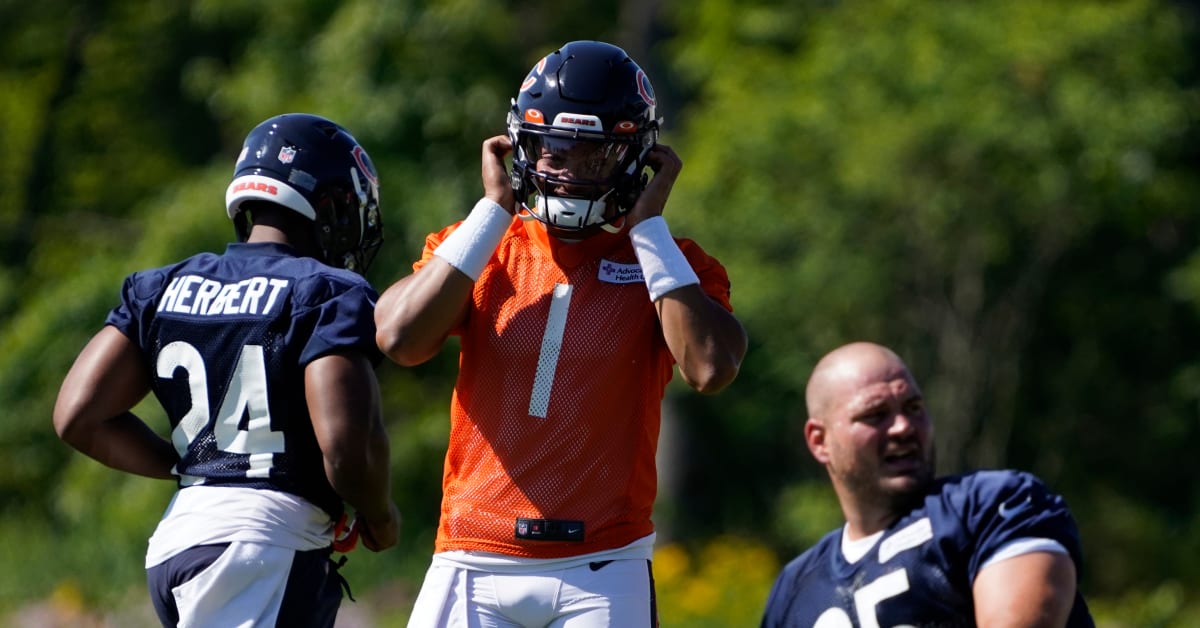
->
<box><xmin>312</xmin><ymin>166</ymin><xmax>382</xmax><ymax>275</ymax></box>
<box><xmin>506</xmin><ymin>41</ymin><xmax>663</xmax><ymax>240</ymax></box>
<box><xmin>509</xmin><ymin>111</ymin><xmax>657</xmax><ymax>239</ymax></box>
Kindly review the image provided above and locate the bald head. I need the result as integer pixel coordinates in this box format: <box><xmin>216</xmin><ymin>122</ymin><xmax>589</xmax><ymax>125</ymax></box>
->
<box><xmin>802</xmin><ymin>342</ymin><xmax>935</xmax><ymax>537</ymax></box>
<box><xmin>805</xmin><ymin>342</ymin><xmax>914</xmax><ymax>420</ymax></box>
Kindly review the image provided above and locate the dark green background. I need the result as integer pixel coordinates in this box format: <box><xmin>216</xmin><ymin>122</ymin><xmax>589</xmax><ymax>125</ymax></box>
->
<box><xmin>2</xmin><ymin>0</ymin><xmax>1197</xmax><ymax>625</ymax></box>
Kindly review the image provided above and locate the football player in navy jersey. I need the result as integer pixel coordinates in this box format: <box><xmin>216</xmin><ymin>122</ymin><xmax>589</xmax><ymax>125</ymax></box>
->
<box><xmin>761</xmin><ymin>342</ymin><xmax>1094</xmax><ymax>628</ymax></box>
<box><xmin>53</xmin><ymin>113</ymin><xmax>401</xmax><ymax>627</ymax></box>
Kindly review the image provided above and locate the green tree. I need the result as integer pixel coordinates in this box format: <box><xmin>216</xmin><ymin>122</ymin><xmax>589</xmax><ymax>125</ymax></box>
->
<box><xmin>0</xmin><ymin>0</ymin><xmax>661</xmax><ymax>615</ymax></box>
<box><xmin>4</xmin><ymin>0</ymin><xmax>1199</xmax><ymax>623</ymax></box>
<box><xmin>661</xmin><ymin>0</ymin><xmax>1199</xmax><ymax>605</ymax></box>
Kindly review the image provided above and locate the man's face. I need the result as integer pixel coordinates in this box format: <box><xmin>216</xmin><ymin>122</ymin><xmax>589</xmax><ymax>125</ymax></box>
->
<box><xmin>532</xmin><ymin>136</ymin><xmax>630</xmax><ymax>195</ymax></box>
<box><xmin>818</xmin><ymin>368</ymin><xmax>935</xmax><ymax>510</ymax></box>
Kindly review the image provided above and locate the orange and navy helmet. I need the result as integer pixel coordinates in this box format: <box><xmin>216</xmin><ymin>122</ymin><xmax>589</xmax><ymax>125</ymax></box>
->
<box><xmin>507</xmin><ymin>41</ymin><xmax>661</xmax><ymax>239</ymax></box>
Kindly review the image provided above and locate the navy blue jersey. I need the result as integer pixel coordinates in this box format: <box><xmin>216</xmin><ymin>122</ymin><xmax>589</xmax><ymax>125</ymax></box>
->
<box><xmin>761</xmin><ymin>470</ymin><xmax>1094</xmax><ymax>628</ymax></box>
<box><xmin>106</xmin><ymin>242</ymin><xmax>381</xmax><ymax>519</ymax></box>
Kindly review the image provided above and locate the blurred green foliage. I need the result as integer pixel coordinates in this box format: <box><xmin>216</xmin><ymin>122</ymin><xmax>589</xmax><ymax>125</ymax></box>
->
<box><xmin>656</xmin><ymin>537</ymin><xmax>781</xmax><ymax>627</ymax></box>
<box><xmin>1</xmin><ymin>0</ymin><xmax>1198</xmax><ymax>625</ymax></box>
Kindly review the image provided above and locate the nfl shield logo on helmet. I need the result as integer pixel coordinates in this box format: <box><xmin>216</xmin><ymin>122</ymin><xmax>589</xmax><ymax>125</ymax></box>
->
<box><xmin>278</xmin><ymin>146</ymin><xmax>297</xmax><ymax>164</ymax></box>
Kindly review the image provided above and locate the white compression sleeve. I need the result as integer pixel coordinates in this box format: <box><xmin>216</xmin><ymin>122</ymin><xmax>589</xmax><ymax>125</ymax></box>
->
<box><xmin>629</xmin><ymin>216</ymin><xmax>700</xmax><ymax>301</ymax></box>
<box><xmin>432</xmin><ymin>198</ymin><xmax>511</xmax><ymax>280</ymax></box>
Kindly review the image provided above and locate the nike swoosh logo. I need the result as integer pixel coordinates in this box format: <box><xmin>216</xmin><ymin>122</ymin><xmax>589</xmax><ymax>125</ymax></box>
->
<box><xmin>998</xmin><ymin>495</ymin><xmax>1033</xmax><ymax>519</ymax></box>
<box><xmin>589</xmin><ymin>560</ymin><xmax>614</xmax><ymax>571</ymax></box>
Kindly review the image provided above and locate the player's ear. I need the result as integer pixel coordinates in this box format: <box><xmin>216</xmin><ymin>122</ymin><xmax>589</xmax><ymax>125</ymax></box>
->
<box><xmin>805</xmin><ymin>417</ymin><xmax>829</xmax><ymax>463</ymax></box>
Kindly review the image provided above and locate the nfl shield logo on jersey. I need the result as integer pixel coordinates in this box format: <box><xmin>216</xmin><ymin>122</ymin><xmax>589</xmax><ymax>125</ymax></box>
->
<box><xmin>517</xmin><ymin>521</ymin><xmax>528</xmax><ymax>536</ymax></box>
<box><xmin>278</xmin><ymin>146</ymin><xmax>297</xmax><ymax>164</ymax></box>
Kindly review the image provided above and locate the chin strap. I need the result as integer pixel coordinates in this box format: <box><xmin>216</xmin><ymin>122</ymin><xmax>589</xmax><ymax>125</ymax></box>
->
<box><xmin>600</xmin><ymin>215</ymin><xmax>626</xmax><ymax>233</ymax></box>
<box><xmin>522</xmin><ymin>192</ymin><xmax>628</xmax><ymax>236</ymax></box>
<box><xmin>517</xmin><ymin>203</ymin><xmax>629</xmax><ymax>240</ymax></box>
<box><xmin>516</xmin><ymin>205</ymin><xmax>538</xmax><ymax>222</ymax></box>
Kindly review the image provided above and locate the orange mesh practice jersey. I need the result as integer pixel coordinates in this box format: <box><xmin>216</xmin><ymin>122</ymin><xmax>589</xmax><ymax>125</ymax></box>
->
<box><xmin>415</xmin><ymin>217</ymin><xmax>733</xmax><ymax>559</ymax></box>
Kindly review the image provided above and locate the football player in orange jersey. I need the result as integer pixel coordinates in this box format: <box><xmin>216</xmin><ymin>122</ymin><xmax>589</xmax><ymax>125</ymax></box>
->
<box><xmin>375</xmin><ymin>40</ymin><xmax>748</xmax><ymax>627</ymax></box>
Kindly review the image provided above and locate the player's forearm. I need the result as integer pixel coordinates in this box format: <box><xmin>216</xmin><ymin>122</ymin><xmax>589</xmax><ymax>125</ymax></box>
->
<box><xmin>324</xmin><ymin>426</ymin><xmax>393</xmax><ymax>522</ymax></box>
<box><xmin>657</xmin><ymin>287</ymin><xmax>748</xmax><ymax>394</ymax></box>
<box><xmin>375</xmin><ymin>262</ymin><xmax>472</xmax><ymax>366</ymax></box>
<box><xmin>57</xmin><ymin>411</ymin><xmax>178</xmax><ymax>479</ymax></box>
<box><xmin>627</xmin><ymin>215</ymin><xmax>746</xmax><ymax>392</ymax></box>
<box><xmin>306</xmin><ymin>351</ymin><xmax>393</xmax><ymax>518</ymax></box>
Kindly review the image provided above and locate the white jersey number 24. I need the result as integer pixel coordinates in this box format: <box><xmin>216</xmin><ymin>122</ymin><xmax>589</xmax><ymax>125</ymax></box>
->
<box><xmin>156</xmin><ymin>341</ymin><xmax>284</xmax><ymax>484</ymax></box>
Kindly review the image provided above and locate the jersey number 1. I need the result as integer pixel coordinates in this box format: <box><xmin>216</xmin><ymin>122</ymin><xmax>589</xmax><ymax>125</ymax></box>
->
<box><xmin>528</xmin><ymin>283</ymin><xmax>573</xmax><ymax>418</ymax></box>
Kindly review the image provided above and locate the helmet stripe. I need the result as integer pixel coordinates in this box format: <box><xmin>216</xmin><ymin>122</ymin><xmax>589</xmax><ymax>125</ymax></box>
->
<box><xmin>225</xmin><ymin>174</ymin><xmax>316</xmax><ymax>220</ymax></box>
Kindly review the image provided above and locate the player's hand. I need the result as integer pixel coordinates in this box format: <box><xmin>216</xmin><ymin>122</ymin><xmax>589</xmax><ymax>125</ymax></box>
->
<box><xmin>482</xmin><ymin>135</ymin><xmax>516</xmax><ymax>214</ymax></box>
<box><xmin>332</xmin><ymin>512</ymin><xmax>359</xmax><ymax>553</ymax></box>
<box><xmin>358</xmin><ymin>502</ymin><xmax>401</xmax><ymax>552</ymax></box>
<box><xmin>626</xmin><ymin>143</ymin><xmax>682</xmax><ymax>228</ymax></box>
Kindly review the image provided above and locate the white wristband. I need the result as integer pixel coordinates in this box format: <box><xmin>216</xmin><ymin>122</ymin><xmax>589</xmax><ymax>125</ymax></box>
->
<box><xmin>629</xmin><ymin>216</ymin><xmax>700</xmax><ymax>301</ymax></box>
<box><xmin>433</xmin><ymin>198</ymin><xmax>511</xmax><ymax>280</ymax></box>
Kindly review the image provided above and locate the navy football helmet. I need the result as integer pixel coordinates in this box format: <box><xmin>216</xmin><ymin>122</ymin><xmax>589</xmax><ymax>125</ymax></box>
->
<box><xmin>225</xmin><ymin>113</ymin><xmax>383</xmax><ymax>274</ymax></box>
<box><xmin>508</xmin><ymin>41</ymin><xmax>661</xmax><ymax>238</ymax></box>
